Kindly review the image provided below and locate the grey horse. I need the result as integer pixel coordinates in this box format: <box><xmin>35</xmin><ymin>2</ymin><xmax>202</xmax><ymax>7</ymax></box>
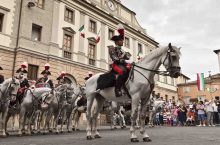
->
<box><xmin>69</xmin><ymin>85</ymin><xmax>86</xmax><ymax>131</ymax></box>
<box><xmin>42</xmin><ymin>84</ymin><xmax>76</xmax><ymax>134</ymax></box>
<box><xmin>0</xmin><ymin>78</ymin><xmax>20</xmax><ymax>137</ymax></box>
<box><xmin>85</xmin><ymin>44</ymin><xmax>181</xmax><ymax>142</ymax></box>
<box><xmin>18</xmin><ymin>87</ymin><xmax>51</xmax><ymax>135</ymax></box>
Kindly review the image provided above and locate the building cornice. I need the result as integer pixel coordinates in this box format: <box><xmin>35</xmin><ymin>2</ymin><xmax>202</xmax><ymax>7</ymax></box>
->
<box><xmin>16</xmin><ymin>47</ymin><xmax>107</xmax><ymax>72</ymax></box>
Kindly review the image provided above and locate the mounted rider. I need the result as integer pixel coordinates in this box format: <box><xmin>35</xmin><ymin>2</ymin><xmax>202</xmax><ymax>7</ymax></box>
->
<box><xmin>109</xmin><ymin>24</ymin><xmax>132</xmax><ymax>97</ymax></box>
<box><xmin>14</xmin><ymin>62</ymin><xmax>30</xmax><ymax>104</ymax></box>
<box><xmin>56</xmin><ymin>71</ymin><xmax>66</xmax><ymax>85</ymax></box>
<box><xmin>0</xmin><ymin>66</ymin><xmax>4</xmax><ymax>84</ymax></box>
<box><xmin>84</xmin><ymin>71</ymin><xmax>94</xmax><ymax>81</ymax></box>
<box><xmin>36</xmin><ymin>63</ymin><xmax>54</xmax><ymax>89</ymax></box>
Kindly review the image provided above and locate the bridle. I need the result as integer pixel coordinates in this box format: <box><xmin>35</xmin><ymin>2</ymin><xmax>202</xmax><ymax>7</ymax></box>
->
<box><xmin>0</xmin><ymin>80</ymin><xmax>18</xmax><ymax>104</ymax></box>
<box><xmin>128</xmin><ymin>44</ymin><xmax>180</xmax><ymax>93</ymax></box>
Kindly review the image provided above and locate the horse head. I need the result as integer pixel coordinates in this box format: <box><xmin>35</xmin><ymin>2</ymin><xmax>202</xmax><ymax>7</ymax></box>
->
<box><xmin>0</xmin><ymin>78</ymin><xmax>20</xmax><ymax>103</ymax></box>
<box><xmin>161</xmin><ymin>43</ymin><xmax>181</xmax><ymax>78</ymax></box>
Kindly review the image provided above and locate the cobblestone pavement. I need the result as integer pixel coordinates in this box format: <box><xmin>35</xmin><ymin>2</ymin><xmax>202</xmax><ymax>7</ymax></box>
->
<box><xmin>0</xmin><ymin>126</ymin><xmax>220</xmax><ymax>145</ymax></box>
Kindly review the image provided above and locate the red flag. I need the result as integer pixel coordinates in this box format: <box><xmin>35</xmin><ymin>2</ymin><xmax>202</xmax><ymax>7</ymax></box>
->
<box><xmin>80</xmin><ymin>33</ymin><xmax>85</xmax><ymax>38</ymax></box>
<box><xmin>96</xmin><ymin>36</ymin><xmax>100</xmax><ymax>43</ymax></box>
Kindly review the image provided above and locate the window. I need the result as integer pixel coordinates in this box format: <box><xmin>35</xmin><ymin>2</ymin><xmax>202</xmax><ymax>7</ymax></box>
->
<box><xmin>183</xmin><ymin>87</ymin><xmax>190</xmax><ymax>93</ymax></box>
<box><xmin>108</xmin><ymin>29</ymin><xmax>114</xmax><ymax>40</ymax></box>
<box><xmin>64</xmin><ymin>8</ymin><xmax>74</xmax><ymax>23</ymax></box>
<box><xmin>164</xmin><ymin>76</ymin><xmax>167</xmax><ymax>83</ymax></box>
<box><xmin>0</xmin><ymin>13</ymin><xmax>4</xmax><ymax>32</ymax></box>
<box><xmin>63</xmin><ymin>34</ymin><xmax>72</xmax><ymax>59</ymax></box>
<box><xmin>28</xmin><ymin>64</ymin><xmax>38</xmax><ymax>80</ymax></box>
<box><xmin>32</xmin><ymin>24</ymin><xmax>42</xmax><ymax>41</ymax></box>
<box><xmin>165</xmin><ymin>95</ymin><xmax>168</xmax><ymax>102</ymax></box>
<box><xmin>89</xmin><ymin>19</ymin><xmax>96</xmax><ymax>33</ymax></box>
<box><xmin>36</xmin><ymin>0</ymin><xmax>44</xmax><ymax>9</ymax></box>
<box><xmin>172</xmin><ymin>96</ymin><xmax>175</xmax><ymax>101</ymax></box>
<box><xmin>171</xmin><ymin>77</ymin><xmax>174</xmax><ymax>85</ymax></box>
<box><xmin>88</xmin><ymin>43</ymin><xmax>96</xmax><ymax>66</ymax></box>
<box><xmin>138</xmin><ymin>43</ymin><xmax>143</xmax><ymax>54</ymax></box>
<box><xmin>124</xmin><ymin>37</ymin><xmax>130</xmax><ymax>48</ymax></box>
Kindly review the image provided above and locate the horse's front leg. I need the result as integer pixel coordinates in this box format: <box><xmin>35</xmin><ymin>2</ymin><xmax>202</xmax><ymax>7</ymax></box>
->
<box><xmin>93</xmin><ymin>97</ymin><xmax>105</xmax><ymax>139</ymax></box>
<box><xmin>5</xmin><ymin>113</ymin><xmax>11</xmax><ymax>136</ymax></box>
<box><xmin>130</xmin><ymin>97</ymin><xmax>140</xmax><ymax>142</ymax></box>
<box><xmin>140</xmin><ymin>102</ymin><xmax>152</xmax><ymax>142</ymax></box>
<box><xmin>27</xmin><ymin>110</ymin><xmax>35</xmax><ymax>135</ymax></box>
<box><xmin>1</xmin><ymin>105</ymin><xmax>9</xmax><ymax>137</ymax></box>
<box><xmin>60</xmin><ymin>107</ymin><xmax>67</xmax><ymax>133</ymax></box>
<box><xmin>86</xmin><ymin>94</ymin><xmax>95</xmax><ymax>140</ymax></box>
<box><xmin>18</xmin><ymin>104</ymin><xmax>28</xmax><ymax>136</ymax></box>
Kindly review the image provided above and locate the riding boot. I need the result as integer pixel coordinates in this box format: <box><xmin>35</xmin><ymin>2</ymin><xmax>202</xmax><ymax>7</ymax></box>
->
<box><xmin>115</xmin><ymin>75</ymin><xmax>124</xmax><ymax>97</ymax></box>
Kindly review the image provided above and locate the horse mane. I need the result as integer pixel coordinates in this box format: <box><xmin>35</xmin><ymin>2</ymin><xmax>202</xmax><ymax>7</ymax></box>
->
<box><xmin>137</xmin><ymin>45</ymin><xmax>181</xmax><ymax>64</ymax></box>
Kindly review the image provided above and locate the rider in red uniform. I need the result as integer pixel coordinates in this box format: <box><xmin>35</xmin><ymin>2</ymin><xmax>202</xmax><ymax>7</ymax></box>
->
<box><xmin>56</xmin><ymin>71</ymin><xmax>66</xmax><ymax>85</ymax></box>
<box><xmin>36</xmin><ymin>63</ymin><xmax>54</xmax><ymax>89</ymax></box>
<box><xmin>109</xmin><ymin>24</ymin><xmax>131</xmax><ymax>97</ymax></box>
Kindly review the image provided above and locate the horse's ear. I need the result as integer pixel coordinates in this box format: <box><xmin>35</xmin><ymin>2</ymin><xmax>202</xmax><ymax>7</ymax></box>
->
<box><xmin>178</xmin><ymin>47</ymin><xmax>181</xmax><ymax>50</ymax></box>
<box><xmin>168</xmin><ymin>43</ymin><xmax>172</xmax><ymax>49</ymax></box>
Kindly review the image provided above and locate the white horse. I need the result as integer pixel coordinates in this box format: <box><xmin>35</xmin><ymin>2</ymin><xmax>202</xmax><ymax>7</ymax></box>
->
<box><xmin>18</xmin><ymin>87</ymin><xmax>51</xmax><ymax>135</ymax></box>
<box><xmin>0</xmin><ymin>78</ymin><xmax>20</xmax><ymax>137</ymax></box>
<box><xmin>85</xmin><ymin>43</ymin><xmax>181</xmax><ymax>142</ymax></box>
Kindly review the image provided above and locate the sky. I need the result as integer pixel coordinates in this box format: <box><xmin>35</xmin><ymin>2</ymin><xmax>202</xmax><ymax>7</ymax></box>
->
<box><xmin>120</xmin><ymin>0</ymin><xmax>220</xmax><ymax>80</ymax></box>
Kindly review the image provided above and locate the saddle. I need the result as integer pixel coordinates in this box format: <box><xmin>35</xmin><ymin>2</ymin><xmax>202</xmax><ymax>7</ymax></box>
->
<box><xmin>96</xmin><ymin>69</ymin><xmax>132</xmax><ymax>98</ymax></box>
<box><xmin>35</xmin><ymin>83</ymin><xmax>50</xmax><ymax>88</ymax></box>
<box><xmin>96</xmin><ymin>71</ymin><xmax>116</xmax><ymax>90</ymax></box>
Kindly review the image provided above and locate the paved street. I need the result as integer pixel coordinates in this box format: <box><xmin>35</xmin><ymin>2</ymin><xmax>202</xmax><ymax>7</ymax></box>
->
<box><xmin>0</xmin><ymin>126</ymin><xmax>220</xmax><ymax>145</ymax></box>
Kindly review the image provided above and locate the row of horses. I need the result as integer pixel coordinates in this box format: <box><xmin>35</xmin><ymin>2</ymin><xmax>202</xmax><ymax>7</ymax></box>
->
<box><xmin>0</xmin><ymin>80</ymin><xmax>87</xmax><ymax>137</ymax></box>
<box><xmin>0</xmin><ymin>78</ymin><xmax>165</xmax><ymax>138</ymax></box>
<box><xmin>1</xmin><ymin>44</ymin><xmax>181</xmax><ymax>142</ymax></box>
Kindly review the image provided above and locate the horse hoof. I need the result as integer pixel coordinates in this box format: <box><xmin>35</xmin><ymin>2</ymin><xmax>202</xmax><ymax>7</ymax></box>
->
<box><xmin>72</xmin><ymin>128</ymin><xmax>75</xmax><ymax>131</ymax></box>
<box><xmin>49</xmin><ymin>130</ymin><xmax>53</xmax><ymax>133</ymax></box>
<box><xmin>56</xmin><ymin>132</ymin><xmax>59</xmax><ymax>134</ymax></box>
<box><xmin>87</xmin><ymin>136</ymin><xmax>93</xmax><ymax>140</ymax></box>
<box><xmin>131</xmin><ymin>138</ymin><xmax>139</xmax><ymax>142</ymax></box>
<box><xmin>76</xmin><ymin>129</ymin><xmax>80</xmax><ymax>131</ymax></box>
<box><xmin>68</xmin><ymin>130</ymin><xmax>72</xmax><ymax>133</ymax></box>
<box><xmin>1</xmin><ymin>134</ymin><xmax>7</xmax><ymax>138</ymax></box>
<box><xmin>6</xmin><ymin>132</ymin><xmax>9</xmax><ymax>136</ymax></box>
<box><xmin>60</xmin><ymin>131</ymin><xmax>64</xmax><ymax>134</ymax></box>
<box><xmin>94</xmin><ymin>134</ymin><xmax>102</xmax><ymax>138</ymax></box>
<box><xmin>143</xmin><ymin>137</ymin><xmax>152</xmax><ymax>142</ymax></box>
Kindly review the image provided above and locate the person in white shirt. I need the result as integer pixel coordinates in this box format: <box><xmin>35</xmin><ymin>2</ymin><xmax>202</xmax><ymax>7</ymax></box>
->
<box><xmin>212</xmin><ymin>100</ymin><xmax>218</xmax><ymax>126</ymax></box>
<box><xmin>205</xmin><ymin>99</ymin><xmax>214</xmax><ymax>126</ymax></box>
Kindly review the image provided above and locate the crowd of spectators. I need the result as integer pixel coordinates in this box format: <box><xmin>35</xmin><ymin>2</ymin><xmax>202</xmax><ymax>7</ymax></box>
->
<box><xmin>154</xmin><ymin>99</ymin><xmax>220</xmax><ymax>127</ymax></box>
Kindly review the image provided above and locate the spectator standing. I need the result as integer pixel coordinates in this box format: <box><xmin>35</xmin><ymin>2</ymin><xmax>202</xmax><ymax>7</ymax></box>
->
<box><xmin>196</xmin><ymin>101</ymin><xmax>206</xmax><ymax>127</ymax></box>
<box><xmin>212</xmin><ymin>100</ymin><xmax>219</xmax><ymax>125</ymax></box>
<box><xmin>205</xmin><ymin>99</ymin><xmax>214</xmax><ymax>126</ymax></box>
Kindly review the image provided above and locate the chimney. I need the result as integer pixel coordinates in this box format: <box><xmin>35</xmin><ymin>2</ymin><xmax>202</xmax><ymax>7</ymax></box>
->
<box><xmin>214</xmin><ymin>49</ymin><xmax>220</xmax><ymax>72</ymax></box>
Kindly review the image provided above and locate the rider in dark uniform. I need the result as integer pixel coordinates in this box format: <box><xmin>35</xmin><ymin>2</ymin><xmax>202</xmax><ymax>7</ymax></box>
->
<box><xmin>84</xmin><ymin>71</ymin><xmax>93</xmax><ymax>81</ymax></box>
<box><xmin>36</xmin><ymin>63</ymin><xmax>54</xmax><ymax>89</ymax></box>
<box><xmin>109</xmin><ymin>24</ymin><xmax>131</xmax><ymax>97</ymax></box>
<box><xmin>0</xmin><ymin>66</ymin><xmax>4</xmax><ymax>84</ymax></box>
<box><xmin>56</xmin><ymin>71</ymin><xmax>66</xmax><ymax>85</ymax></box>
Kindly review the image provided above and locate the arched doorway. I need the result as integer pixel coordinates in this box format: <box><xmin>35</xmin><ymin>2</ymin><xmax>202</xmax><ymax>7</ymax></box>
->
<box><xmin>64</xmin><ymin>74</ymin><xmax>77</xmax><ymax>88</ymax></box>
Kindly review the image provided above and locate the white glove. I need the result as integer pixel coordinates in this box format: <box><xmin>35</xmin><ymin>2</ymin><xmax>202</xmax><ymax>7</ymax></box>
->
<box><xmin>125</xmin><ymin>60</ymin><xmax>133</xmax><ymax>64</ymax></box>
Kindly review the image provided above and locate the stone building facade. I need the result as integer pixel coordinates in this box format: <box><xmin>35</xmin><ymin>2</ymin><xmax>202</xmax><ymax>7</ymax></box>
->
<box><xmin>0</xmin><ymin>0</ymin><xmax>159</xmax><ymax>86</ymax></box>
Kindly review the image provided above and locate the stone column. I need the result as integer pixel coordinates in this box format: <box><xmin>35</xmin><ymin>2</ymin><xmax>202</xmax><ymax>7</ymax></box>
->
<box><xmin>99</xmin><ymin>22</ymin><xmax>107</xmax><ymax>70</ymax></box>
<box><xmin>77</xmin><ymin>11</ymin><xmax>86</xmax><ymax>63</ymax></box>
